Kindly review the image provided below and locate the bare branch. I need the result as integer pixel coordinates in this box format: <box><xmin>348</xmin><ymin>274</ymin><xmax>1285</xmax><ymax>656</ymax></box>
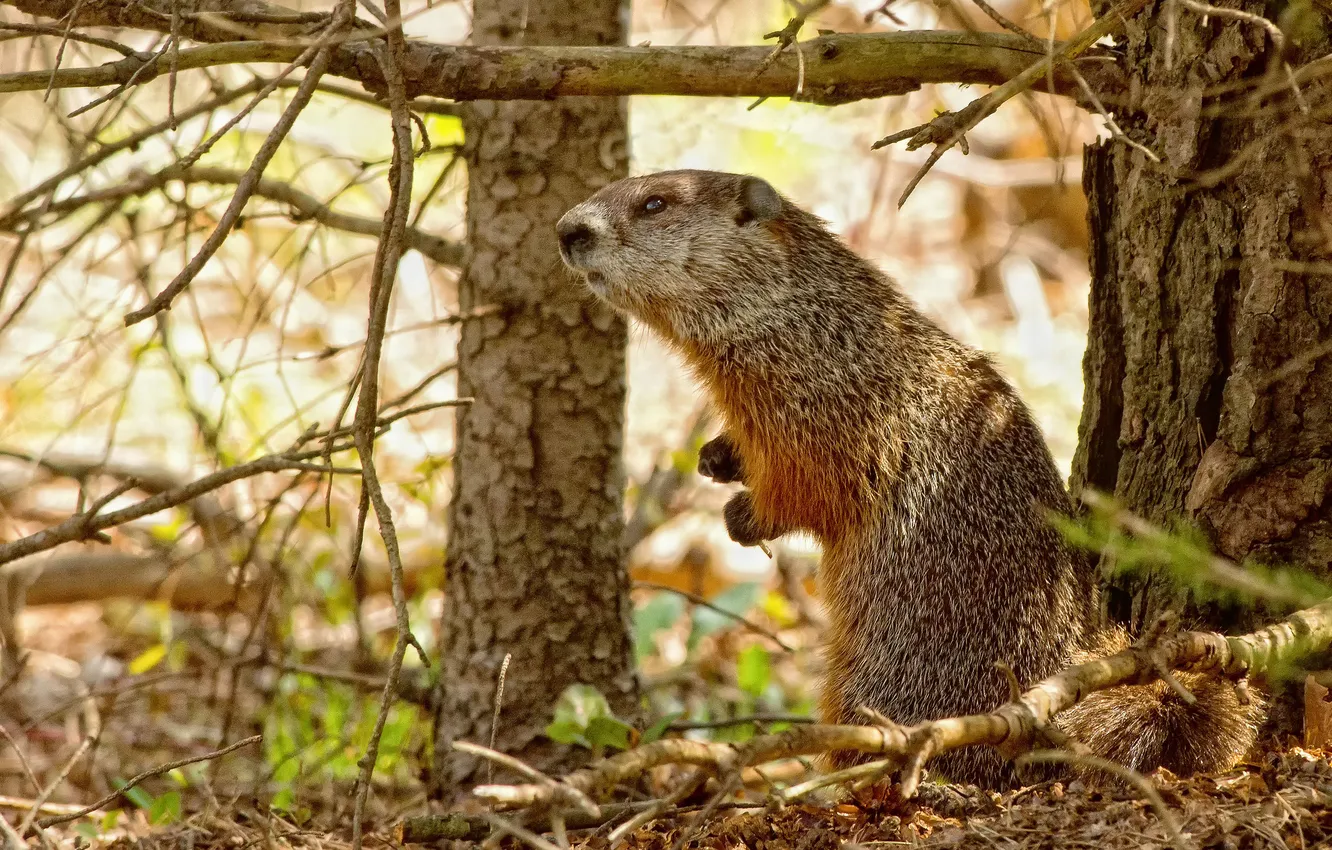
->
<box><xmin>875</xmin><ymin>0</ymin><xmax>1152</xmax><ymax>205</ymax></box>
<box><xmin>348</xmin><ymin>0</ymin><xmax>421</xmax><ymax>843</ymax></box>
<box><xmin>122</xmin><ymin>15</ymin><xmax>345</xmax><ymax>325</ymax></box>
<box><xmin>0</xmin><ymin>441</ymin><xmax>358</xmax><ymax>568</ymax></box>
<box><xmin>1</xmin><ymin>164</ymin><xmax>462</xmax><ymax>266</ymax></box>
<box><xmin>472</xmin><ymin>596</ymin><xmax>1332</xmax><ymax>808</ymax></box>
<box><xmin>0</xmin><ymin>0</ymin><xmax>1124</xmax><ymax>105</ymax></box>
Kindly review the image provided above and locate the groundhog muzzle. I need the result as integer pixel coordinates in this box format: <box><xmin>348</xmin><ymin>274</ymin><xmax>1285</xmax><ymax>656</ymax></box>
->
<box><xmin>556</xmin><ymin>169</ymin><xmax>1261</xmax><ymax>789</ymax></box>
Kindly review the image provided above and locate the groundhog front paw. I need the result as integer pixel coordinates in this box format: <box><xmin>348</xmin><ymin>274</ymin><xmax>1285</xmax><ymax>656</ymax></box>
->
<box><xmin>723</xmin><ymin>491</ymin><xmax>769</xmax><ymax>547</ymax></box>
<box><xmin>698</xmin><ymin>434</ymin><xmax>744</xmax><ymax>484</ymax></box>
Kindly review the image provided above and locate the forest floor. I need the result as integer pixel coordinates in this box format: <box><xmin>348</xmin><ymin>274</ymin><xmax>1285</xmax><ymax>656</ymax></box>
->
<box><xmin>29</xmin><ymin>744</ymin><xmax>1329</xmax><ymax>849</ymax></box>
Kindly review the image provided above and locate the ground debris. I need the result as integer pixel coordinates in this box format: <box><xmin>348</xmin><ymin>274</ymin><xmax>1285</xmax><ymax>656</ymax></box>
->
<box><xmin>588</xmin><ymin>748</ymin><xmax>1332</xmax><ymax>850</ymax></box>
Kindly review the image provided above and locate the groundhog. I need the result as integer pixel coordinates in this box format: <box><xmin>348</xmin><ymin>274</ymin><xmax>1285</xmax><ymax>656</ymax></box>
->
<box><xmin>554</xmin><ymin>169</ymin><xmax>1261</xmax><ymax>788</ymax></box>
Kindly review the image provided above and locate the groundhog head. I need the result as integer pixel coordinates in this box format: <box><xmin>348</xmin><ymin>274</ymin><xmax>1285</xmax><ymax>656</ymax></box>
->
<box><xmin>555</xmin><ymin>170</ymin><xmax>791</xmax><ymax>344</ymax></box>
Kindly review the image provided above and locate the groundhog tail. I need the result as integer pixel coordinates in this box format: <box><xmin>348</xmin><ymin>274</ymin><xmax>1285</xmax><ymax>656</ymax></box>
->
<box><xmin>1055</xmin><ymin>629</ymin><xmax>1263</xmax><ymax>778</ymax></box>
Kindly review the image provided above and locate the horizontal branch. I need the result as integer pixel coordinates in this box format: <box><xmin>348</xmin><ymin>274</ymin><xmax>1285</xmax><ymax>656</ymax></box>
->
<box><xmin>1</xmin><ymin>164</ymin><xmax>463</xmax><ymax>266</ymax></box>
<box><xmin>471</xmin><ymin>597</ymin><xmax>1332</xmax><ymax>809</ymax></box>
<box><xmin>0</xmin><ymin>0</ymin><xmax>1125</xmax><ymax>105</ymax></box>
<box><xmin>0</xmin><ymin>441</ymin><xmax>357</xmax><ymax>567</ymax></box>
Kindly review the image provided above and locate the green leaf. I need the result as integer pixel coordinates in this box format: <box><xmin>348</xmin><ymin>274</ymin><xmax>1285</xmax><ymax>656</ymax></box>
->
<box><xmin>120</xmin><ymin>784</ymin><xmax>154</xmax><ymax>810</ymax></box>
<box><xmin>75</xmin><ymin>822</ymin><xmax>99</xmax><ymax>841</ymax></box>
<box><xmin>271</xmin><ymin>786</ymin><xmax>296</xmax><ymax>812</ymax></box>
<box><xmin>736</xmin><ymin>645</ymin><xmax>771</xmax><ymax>697</ymax></box>
<box><xmin>128</xmin><ymin>643</ymin><xmax>168</xmax><ymax>675</ymax></box>
<box><xmin>100</xmin><ymin>810</ymin><xmax>120</xmax><ymax>832</ymax></box>
<box><xmin>640</xmin><ymin>712</ymin><xmax>683</xmax><ymax>746</ymax></box>
<box><xmin>545</xmin><ymin>684</ymin><xmax>629</xmax><ymax>749</ymax></box>
<box><xmin>544</xmin><ymin>718</ymin><xmax>587</xmax><ymax>746</ymax></box>
<box><xmin>585</xmin><ymin>716</ymin><xmax>633</xmax><ymax>751</ymax></box>
<box><xmin>149</xmin><ymin>791</ymin><xmax>181</xmax><ymax>825</ymax></box>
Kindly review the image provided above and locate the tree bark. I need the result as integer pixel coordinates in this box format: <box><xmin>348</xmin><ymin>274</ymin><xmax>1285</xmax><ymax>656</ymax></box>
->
<box><xmin>1071</xmin><ymin>0</ymin><xmax>1332</xmax><ymax>731</ymax></box>
<box><xmin>431</xmin><ymin>0</ymin><xmax>638</xmax><ymax>796</ymax></box>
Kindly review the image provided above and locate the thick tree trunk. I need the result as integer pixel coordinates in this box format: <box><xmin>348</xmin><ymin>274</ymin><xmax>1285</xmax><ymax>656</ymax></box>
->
<box><xmin>431</xmin><ymin>0</ymin><xmax>637</xmax><ymax>794</ymax></box>
<box><xmin>1071</xmin><ymin>0</ymin><xmax>1332</xmax><ymax>731</ymax></box>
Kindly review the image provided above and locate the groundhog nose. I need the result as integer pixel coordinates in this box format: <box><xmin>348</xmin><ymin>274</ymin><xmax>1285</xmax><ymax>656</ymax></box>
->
<box><xmin>556</xmin><ymin>219</ymin><xmax>596</xmax><ymax>258</ymax></box>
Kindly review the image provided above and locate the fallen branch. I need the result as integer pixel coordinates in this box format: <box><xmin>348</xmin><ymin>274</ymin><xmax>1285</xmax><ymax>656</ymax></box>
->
<box><xmin>471</xmin><ymin>596</ymin><xmax>1332</xmax><ymax>809</ymax></box>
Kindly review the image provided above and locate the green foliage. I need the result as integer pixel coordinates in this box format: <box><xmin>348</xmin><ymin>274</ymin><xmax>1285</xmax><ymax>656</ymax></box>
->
<box><xmin>263</xmin><ymin>675</ymin><xmax>421</xmax><ymax>813</ymax></box>
<box><xmin>736</xmin><ymin>645</ymin><xmax>771</xmax><ymax>697</ymax></box>
<box><xmin>545</xmin><ymin>684</ymin><xmax>636</xmax><ymax>755</ymax></box>
<box><xmin>1051</xmin><ymin>500</ymin><xmax>1332</xmax><ymax>608</ymax></box>
<box><xmin>640</xmin><ymin>712</ymin><xmax>683</xmax><ymax>746</ymax></box>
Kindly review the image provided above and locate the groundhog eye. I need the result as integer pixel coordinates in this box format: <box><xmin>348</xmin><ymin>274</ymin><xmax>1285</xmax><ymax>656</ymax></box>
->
<box><xmin>641</xmin><ymin>196</ymin><xmax>667</xmax><ymax>215</ymax></box>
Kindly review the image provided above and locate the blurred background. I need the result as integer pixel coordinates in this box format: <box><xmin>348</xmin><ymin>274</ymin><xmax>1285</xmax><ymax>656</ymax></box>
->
<box><xmin>0</xmin><ymin>0</ymin><xmax>1100</xmax><ymax>836</ymax></box>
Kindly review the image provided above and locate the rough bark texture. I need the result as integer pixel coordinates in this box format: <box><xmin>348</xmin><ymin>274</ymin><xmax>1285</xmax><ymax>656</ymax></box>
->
<box><xmin>1071</xmin><ymin>0</ymin><xmax>1332</xmax><ymax>731</ymax></box>
<box><xmin>431</xmin><ymin>0</ymin><xmax>637</xmax><ymax>795</ymax></box>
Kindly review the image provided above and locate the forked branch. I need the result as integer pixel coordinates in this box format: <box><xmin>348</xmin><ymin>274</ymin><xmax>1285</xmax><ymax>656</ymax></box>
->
<box><xmin>470</xmin><ymin>597</ymin><xmax>1332</xmax><ymax>810</ymax></box>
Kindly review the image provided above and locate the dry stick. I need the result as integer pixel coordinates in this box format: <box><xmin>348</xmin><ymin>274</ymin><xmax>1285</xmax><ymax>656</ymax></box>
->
<box><xmin>37</xmin><ymin>734</ymin><xmax>261</xmax><ymax>828</ymax></box>
<box><xmin>0</xmin><ymin>25</ymin><xmax>1111</xmax><ymax>105</ymax></box>
<box><xmin>454</xmin><ymin>742</ymin><xmax>601</xmax><ymax>818</ymax></box>
<box><xmin>635</xmin><ymin>582</ymin><xmax>795</xmax><ymax>652</ymax></box>
<box><xmin>68</xmin><ymin>38</ymin><xmax>173</xmax><ymax>118</ymax></box>
<box><xmin>348</xmin><ymin>0</ymin><xmax>418</xmax><ymax>842</ymax></box>
<box><xmin>968</xmin><ymin>0</ymin><xmax>1043</xmax><ymax>45</ymax></box>
<box><xmin>0</xmin><ymin>21</ymin><xmax>140</xmax><ymax>56</ymax></box>
<box><xmin>1064</xmin><ymin>61</ymin><xmax>1160</xmax><ymax>163</ymax></box>
<box><xmin>0</xmin><ymin>814</ymin><xmax>20</xmax><ymax>850</ymax></box>
<box><xmin>472</xmin><ymin>595</ymin><xmax>1332</xmax><ymax>809</ymax></box>
<box><xmin>122</xmin><ymin>34</ymin><xmax>336</xmax><ymax>326</ymax></box>
<box><xmin>606</xmin><ymin>768</ymin><xmax>708</xmax><ymax>846</ymax></box>
<box><xmin>875</xmin><ymin>0</ymin><xmax>1152</xmax><ymax>207</ymax></box>
<box><xmin>0</xmin><ymin>727</ymin><xmax>39</xmax><ymax>795</ymax></box>
<box><xmin>756</xmin><ymin>0</ymin><xmax>829</xmax><ymax>76</ymax></box>
<box><xmin>480</xmin><ymin>811</ymin><xmax>564</xmax><ymax>850</ymax></box>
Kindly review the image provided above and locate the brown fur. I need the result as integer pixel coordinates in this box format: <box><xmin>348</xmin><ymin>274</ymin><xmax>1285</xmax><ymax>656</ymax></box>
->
<box><xmin>555</xmin><ymin>170</ymin><xmax>1261</xmax><ymax>788</ymax></box>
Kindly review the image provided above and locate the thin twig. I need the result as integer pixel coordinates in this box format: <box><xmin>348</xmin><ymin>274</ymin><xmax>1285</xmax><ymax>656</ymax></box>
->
<box><xmin>348</xmin><ymin>0</ymin><xmax>423</xmax><ymax>843</ymax></box>
<box><xmin>38</xmin><ymin>735</ymin><xmax>261</xmax><ymax>827</ymax></box>
<box><xmin>874</xmin><ymin>0</ymin><xmax>1152</xmax><ymax>206</ymax></box>
<box><xmin>489</xmin><ymin>652</ymin><xmax>513</xmax><ymax>783</ymax></box>
<box><xmin>635</xmin><ymin>582</ymin><xmax>795</xmax><ymax>652</ymax></box>
<box><xmin>122</xmin><ymin>26</ymin><xmax>342</xmax><ymax>325</ymax></box>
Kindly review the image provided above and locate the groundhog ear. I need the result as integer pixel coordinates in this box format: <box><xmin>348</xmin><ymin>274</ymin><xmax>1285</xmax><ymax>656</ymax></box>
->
<box><xmin>736</xmin><ymin>176</ymin><xmax>782</xmax><ymax>225</ymax></box>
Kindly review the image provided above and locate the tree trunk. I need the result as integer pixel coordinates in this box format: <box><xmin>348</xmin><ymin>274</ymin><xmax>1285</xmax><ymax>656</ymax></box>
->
<box><xmin>431</xmin><ymin>0</ymin><xmax>637</xmax><ymax>795</ymax></box>
<box><xmin>1071</xmin><ymin>0</ymin><xmax>1332</xmax><ymax>732</ymax></box>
